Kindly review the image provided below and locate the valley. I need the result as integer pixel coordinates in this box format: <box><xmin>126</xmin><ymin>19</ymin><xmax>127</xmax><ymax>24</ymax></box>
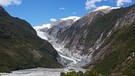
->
<box><xmin>0</xmin><ymin>31</ymin><xmax>86</xmax><ymax>76</ymax></box>
<box><xmin>0</xmin><ymin>3</ymin><xmax>135</xmax><ymax>76</ymax></box>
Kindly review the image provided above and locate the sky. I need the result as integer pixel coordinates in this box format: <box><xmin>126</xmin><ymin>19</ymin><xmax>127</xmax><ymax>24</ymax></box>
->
<box><xmin>0</xmin><ymin>0</ymin><xmax>135</xmax><ymax>26</ymax></box>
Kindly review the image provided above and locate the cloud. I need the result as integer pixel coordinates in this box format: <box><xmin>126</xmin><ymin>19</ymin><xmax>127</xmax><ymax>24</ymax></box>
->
<box><xmin>73</xmin><ymin>12</ymin><xmax>77</xmax><ymax>15</ymax></box>
<box><xmin>50</xmin><ymin>18</ymin><xmax>57</xmax><ymax>22</ymax></box>
<box><xmin>117</xmin><ymin>0</ymin><xmax>132</xmax><ymax>7</ymax></box>
<box><xmin>59</xmin><ymin>7</ymin><xmax>66</xmax><ymax>10</ymax></box>
<box><xmin>85</xmin><ymin>0</ymin><xmax>102</xmax><ymax>10</ymax></box>
<box><xmin>0</xmin><ymin>0</ymin><xmax>22</xmax><ymax>6</ymax></box>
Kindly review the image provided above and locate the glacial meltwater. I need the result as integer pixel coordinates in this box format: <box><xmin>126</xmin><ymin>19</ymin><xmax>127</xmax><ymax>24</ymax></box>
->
<box><xmin>0</xmin><ymin>67</ymin><xmax>85</xmax><ymax>76</ymax></box>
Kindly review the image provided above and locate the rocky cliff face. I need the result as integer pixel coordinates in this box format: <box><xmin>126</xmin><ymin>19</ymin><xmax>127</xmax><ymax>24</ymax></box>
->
<box><xmin>34</xmin><ymin>16</ymin><xmax>80</xmax><ymax>41</ymax></box>
<box><xmin>34</xmin><ymin>6</ymin><xmax>119</xmax><ymax>61</ymax></box>
<box><xmin>0</xmin><ymin>6</ymin><xmax>62</xmax><ymax>73</ymax></box>
<box><xmin>34</xmin><ymin>16</ymin><xmax>81</xmax><ymax>66</ymax></box>
<box><xmin>56</xmin><ymin>6</ymin><xmax>116</xmax><ymax>60</ymax></box>
<box><xmin>57</xmin><ymin>4</ymin><xmax>135</xmax><ymax>61</ymax></box>
<box><xmin>92</xmin><ymin>4</ymin><xmax>135</xmax><ymax>63</ymax></box>
<box><xmin>90</xmin><ymin>4</ymin><xmax>135</xmax><ymax>75</ymax></box>
<box><xmin>58</xmin><ymin>4</ymin><xmax>135</xmax><ymax>75</ymax></box>
<box><xmin>34</xmin><ymin>4</ymin><xmax>135</xmax><ymax>75</ymax></box>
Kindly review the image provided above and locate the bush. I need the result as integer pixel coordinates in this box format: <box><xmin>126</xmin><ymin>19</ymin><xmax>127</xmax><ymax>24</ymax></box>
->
<box><xmin>60</xmin><ymin>72</ymin><xmax>65</xmax><ymax>76</ymax></box>
<box><xmin>61</xmin><ymin>69</ymin><xmax>104</xmax><ymax>76</ymax></box>
<box><xmin>77</xmin><ymin>71</ymin><xmax>83</xmax><ymax>76</ymax></box>
<box><xmin>0</xmin><ymin>66</ymin><xmax>11</xmax><ymax>73</ymax></box>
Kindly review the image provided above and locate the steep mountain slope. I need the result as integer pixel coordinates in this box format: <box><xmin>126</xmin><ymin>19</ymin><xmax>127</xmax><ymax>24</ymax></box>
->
<box><xmin>34</xmin><ymin>4</ymin><xmax>135</xmax><ymax>75</ymax></box>
<box><xmin>34</xmin><ymin>6</ymin><xmax>119</xmax><ymax>62</ymax></box>
<box><xmin>56</xmin><ymin>6</ymin><xmax>116</xmax><ymax>60</ymax></box>
<box><xmin>90</xmin><ymin>4</ymin><xmax>135</xmax><ymax>75</ymax></box>
<box><xmin>92</xmin><ymin>21</ymin><xmax>135</xmax><ymax>76</ymax></box>
<box><xmin>34</xmin><ymin>23</ymin><xmax>52</xmax><ymax>40</ymax></box>
<box><xmin>34</xmin><ymin>16</ymin><xmax>80</xmax><ymax>42</ymax></box>
<box><xmin>35</xmin><ymin>7</ymin><xmax>114</xmax><ymax>61</ymax></box>
<box><xmin>0</xmin><ymin>6</ymin><xmax>62</xmax><ymax>72</ymax></box>
<box><xmin>34</xmin><ymin>16</ymin><xmax>82</xmax><ymax>66</ymax></box>
<box><xmin>58</xmin><ymin>4</ymin><xmax>134</xmax><ymax>59</ymax></box>
<box><xmin>59</xmin><ymin>4</ymin><xmax>135</xmax><ymax>75</ymax></box>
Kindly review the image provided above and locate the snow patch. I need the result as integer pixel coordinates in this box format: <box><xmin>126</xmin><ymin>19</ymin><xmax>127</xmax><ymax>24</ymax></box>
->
<box><xmin>34</xmin><ymin>23</ymin><xmax>52</xmax><ymax>30</ymax></box>
<box><xmin>93</xmin><ymin>5</ymin><xmax>119</xmax><ymax>13</ymax></box>
<box><xmin>36</xmin><ymin>30</ymin><xmax>48</xmax><ymax>40</ymax></box>
<box><xmin>60</xmin><ymin>16</ymin><xmax>80</xmax><ymax>22</ymax></box>
<box><xmin>94</xmin><ymin>6</ymin><xmax>111</xmax><ymax>11</ymax></box>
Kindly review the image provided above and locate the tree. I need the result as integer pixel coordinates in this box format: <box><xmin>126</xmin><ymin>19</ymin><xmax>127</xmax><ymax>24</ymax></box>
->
<box><xmin>60</xmin><ymin>72</ymin><xmax>65</xmax><ymax>76</ymax></box>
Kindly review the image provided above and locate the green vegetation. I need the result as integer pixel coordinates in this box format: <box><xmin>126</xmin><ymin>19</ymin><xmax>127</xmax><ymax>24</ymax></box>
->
<box><xmin>93</xmin><ymin>20</ymin><xmax>135</xmax><ymax>75</ymax></box>
<box><xmin>0</xmin><ymin>6</ymin><xmax>62</xmax><ymax>72</ymax></box>
<box><xmin>60</xmin><ymin>69</ymin><xmax>104</xmax><ymax>76</ymax></box>
<box><xmin>0</xmin><ymin>66</ymin><xmax>11</xmax><ymax>73</ymax></box>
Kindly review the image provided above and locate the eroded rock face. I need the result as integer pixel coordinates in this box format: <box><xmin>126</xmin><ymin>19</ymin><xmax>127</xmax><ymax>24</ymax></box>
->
<box><xmin>59</xmin><ymin>4</ymin><xmax>135</xmax><ymax>64</ymax></box>
<box><xmin>34</xmin><ymin>5</ymin><xmax>135</xmax><ymax>73</ymax></box>
<box><xmin>92</xmin><ymin>4</ymin><xmax>135</xmax><ymax>63</ymax></box>
<box><xmin>115</xmin><ymin>5</ymin><xmax>135</xmax><ymax>29</ymax></box>
<box><xmin>56</xmin><ymin>7</ymin><xmax>113</xmax><ymax>60</ymax></box>
<box><xmin>34</xmin><ymin>7</ymin><xmax>114</xmax><ymax>62</ymax></box>
<box><xmin>88</xmin><ymin>5</ymin><xmax>135</xmax><ymax>75</ymax></box>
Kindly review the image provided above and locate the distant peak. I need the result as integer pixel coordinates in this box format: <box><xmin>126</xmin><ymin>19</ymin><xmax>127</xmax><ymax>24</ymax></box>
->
<box><xmin>93</xmin><ymin>5</ymin><xmax>119</xmax><ymax>13</ymax></box>
<box><xmin>60</xmin><ymin>16</ymin><xmax>80</xmax><ymax>21</ymax></box>
<box><xmin>94</xmin><ymin>6</ymin><xmax>112</xmax><ymax>11</ymax></box>
<box><xmin>34</xmin><ymin>23</ymin><xmax>52</xmax><ymax>30</ymax></box>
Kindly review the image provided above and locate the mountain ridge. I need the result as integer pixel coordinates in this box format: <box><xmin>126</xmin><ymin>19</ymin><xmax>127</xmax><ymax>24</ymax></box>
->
<box><xmin>0</xmin><ymin>6</ymin><xmax>62</xmax><ymax>73</ymax></box>
<box><xmin>35</xmin><ymin>4</ymin><xmax>135</xmax><ymax>75</ymax></box>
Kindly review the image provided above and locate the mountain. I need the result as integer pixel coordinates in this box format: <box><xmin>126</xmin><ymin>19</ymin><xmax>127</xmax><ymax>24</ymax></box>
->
<box><xmin>34</xmin><ymin>7</ymin><xmax>117</xmax><ymax>60</ymax></box>
<box><xmin>93</xmin><ymin>5</ymin><xmax>119</xmax><ymax>13</ymax></box>
<box><xmin>34</xmin><ymin>16</ymin><xmax>80</xmax><ymax>45</ymax></box>
<box><xmin>56</xmin><ymin>5</ymin><xmax>116</xmax><ymax>60</ymax></box>
<box><xmin>0</xmin><ymin>6</ymin><xmax>62</xmax><ymax>73</ymax></box>
<box><xmin>34</xmin><ymin>23</ymin><xmax>52</xmax><ymax>40</ymax></box>
<box><xmin>90</xmin><ymin>4</ymin><xmax>135</xmax><ymax>75</ymax></box>
<box><xmin>35</xmin><ymin>16</ymin><xmax>80</xmax><ymax>38</ymax></box>
<box><xmin>35</xmin><ymin>4</ymin><xmax>135</xmax><ymax>75</ymax></box>
<box><xmin>60</xmin><ymin>4</ymin><xmax>135</xmax><ymax>75</ymax></box>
